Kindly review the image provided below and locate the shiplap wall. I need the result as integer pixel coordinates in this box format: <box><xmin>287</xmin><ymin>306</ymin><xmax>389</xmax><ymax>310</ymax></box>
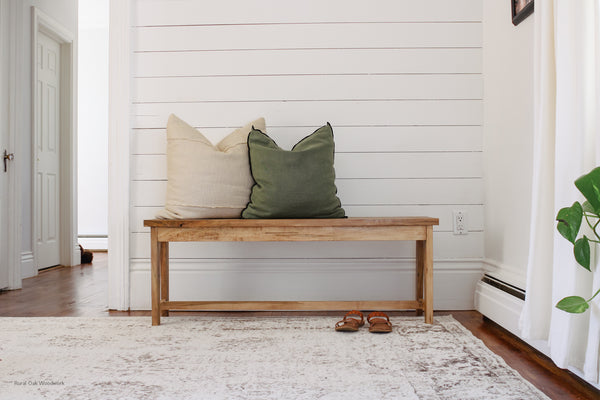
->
<box><xmin>128</xmin><ymin>0</ymin><xmax>483</xmax><ymax>310</ymax></box>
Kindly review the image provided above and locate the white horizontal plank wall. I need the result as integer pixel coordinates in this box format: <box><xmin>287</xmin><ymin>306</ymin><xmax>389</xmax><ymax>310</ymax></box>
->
<box><xmin>129</xmin><ymin>0</ymin><xmax>483</xmax><ymax>310</ymax></box>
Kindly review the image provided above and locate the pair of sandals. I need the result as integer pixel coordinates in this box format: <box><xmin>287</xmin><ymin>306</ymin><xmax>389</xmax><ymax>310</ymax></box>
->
<box><xmin>334</xmin><ymin>310</ymin><xmax>392</xmax><ymax>333</ymax></box>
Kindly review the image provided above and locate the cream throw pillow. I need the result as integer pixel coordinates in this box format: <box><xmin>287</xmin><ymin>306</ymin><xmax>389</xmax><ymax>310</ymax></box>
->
<box><xmin>155</xmin><ymin>114</ymin><xmax>265</xmax><ymax>219</ymax></box>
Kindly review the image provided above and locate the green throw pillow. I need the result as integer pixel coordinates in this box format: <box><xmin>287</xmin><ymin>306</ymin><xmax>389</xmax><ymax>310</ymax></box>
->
<box><xmin>242</xmin><ymin>123</ymin><xmax>346</xmax><ymax>219</ymax></box>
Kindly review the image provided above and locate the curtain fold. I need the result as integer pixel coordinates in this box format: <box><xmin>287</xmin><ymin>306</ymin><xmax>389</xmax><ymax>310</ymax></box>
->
<box><xmin>521</xmin><ymin>0</ymin><xmax>600</xmax><ymax>384</ymax></box>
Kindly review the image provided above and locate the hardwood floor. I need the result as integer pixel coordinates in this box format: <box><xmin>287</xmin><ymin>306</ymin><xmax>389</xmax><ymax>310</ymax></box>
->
<box><xmin>1</xmin><ymin>252</ymin><xmax>598</xmax><ymax>399</ymax></box>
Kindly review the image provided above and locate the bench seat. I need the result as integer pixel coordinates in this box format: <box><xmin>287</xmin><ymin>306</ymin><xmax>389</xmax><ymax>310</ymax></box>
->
<box><xmin>144</xmin><ymin>217</ymin><xmax>439</xmax><ymax>326</ymax></box>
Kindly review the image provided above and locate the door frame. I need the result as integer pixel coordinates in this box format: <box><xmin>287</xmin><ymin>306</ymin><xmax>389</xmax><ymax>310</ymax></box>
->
<box><xmin>31</xmin><ymin>7</ymin><xmax>78</xmax><ymax>269</ymax></box>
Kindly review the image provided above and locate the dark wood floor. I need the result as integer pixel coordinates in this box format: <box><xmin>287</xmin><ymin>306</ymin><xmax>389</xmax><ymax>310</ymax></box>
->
<box><xmin>1</xmin><ymin>253</ymin><xmax>598</xmax><ymax>399</ymax></box>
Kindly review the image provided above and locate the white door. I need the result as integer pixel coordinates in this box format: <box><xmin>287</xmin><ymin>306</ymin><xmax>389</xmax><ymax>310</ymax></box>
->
<box><xmin>0</xmin><ymin>0</ymin><xmax>9</xmax><ymax>288</ymax></box>
<box><xmin>0</xmin><ymin>101</ymin><xmax>8</xmax><ymax>288</ymax></box>
<box><xmin>0</xmin><ymin>105</ymin><xmax>7</xmax><ymax>288</ymax></box>
<box><xmin>35</xmin><ymin>31</ymin><xmax>61</xmax><ymax>269</ymax></box>
<box><xmin>0</xmin><ymin>145</ymin><xmax>7</xmax><ymax>289</ymax></box>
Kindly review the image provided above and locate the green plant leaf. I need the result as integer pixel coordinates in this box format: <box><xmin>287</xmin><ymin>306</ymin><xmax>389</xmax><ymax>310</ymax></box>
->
<box><xmin>575</xmin><ymin>167</ymin><xmax>600</xmax><ymax>214</ymax></box>
<box><xmin>582</xmin><ymin>201</ymin><xmax>596</xmax><ymax>214</ymax></box>
<box><xmin>574</xmin><ymin>236</ymin><xmax>591</xmax><ymax>271</ymax></box>
<box><xmin>556</xmin><ymin>202</ymin><xmax>583</xmax><ymax>244</ymax></box>
<box><xmin>556</xmin><ymin>296</ymin><xmax>590</xmax><ymax>313</ymax></box>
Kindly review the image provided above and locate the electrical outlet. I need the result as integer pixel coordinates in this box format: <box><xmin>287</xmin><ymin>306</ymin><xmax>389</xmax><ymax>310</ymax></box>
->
<box><xmin>453</xmin><ymin>210</ymin><xmax>468</xmax><ymax>235</ymax></box>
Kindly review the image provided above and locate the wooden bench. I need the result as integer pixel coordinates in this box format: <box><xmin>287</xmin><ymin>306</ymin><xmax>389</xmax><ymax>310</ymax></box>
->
<box><xmin>143</xmin><ymin>217</ymin><xmax>439</xmax><ymax>326</ymax></box>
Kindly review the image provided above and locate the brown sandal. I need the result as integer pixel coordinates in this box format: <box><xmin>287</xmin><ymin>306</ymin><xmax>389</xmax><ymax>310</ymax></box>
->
<box><xmin>334</xmin><ymin>310</ymin><xmax>365</xmax><ymax>332</ymax></box>
<box><xmin>367</xmin><ymin>311</ymin><xmax>392</xmax><ymax>333</ymax></box>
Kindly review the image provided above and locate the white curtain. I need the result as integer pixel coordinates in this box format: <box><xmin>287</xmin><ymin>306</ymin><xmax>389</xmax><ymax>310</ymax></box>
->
<box><xmin>521</xmin><ymin>0</ymin><xmax>600</xmax><ymax>384</ymax></box>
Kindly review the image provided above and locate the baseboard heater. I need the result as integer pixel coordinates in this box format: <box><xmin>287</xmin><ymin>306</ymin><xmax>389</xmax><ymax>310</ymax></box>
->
<box><xmin>481</xmin><ymin>275</ymin><xmax>526</xmax><ymax>301</ymax></box>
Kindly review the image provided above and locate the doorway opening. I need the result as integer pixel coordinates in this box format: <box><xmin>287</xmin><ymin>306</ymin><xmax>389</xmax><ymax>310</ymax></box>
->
<box><xmin>77</xmin><ymin>0</ymin><xmax>109</xmax><ymax>254</ymax></box>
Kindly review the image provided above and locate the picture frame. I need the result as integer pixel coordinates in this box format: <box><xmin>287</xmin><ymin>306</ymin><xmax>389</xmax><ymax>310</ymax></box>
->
<box><xmin>512</xmin><ymin>0</ymin><xmax>534</xmax><ymax>26</ymax></box>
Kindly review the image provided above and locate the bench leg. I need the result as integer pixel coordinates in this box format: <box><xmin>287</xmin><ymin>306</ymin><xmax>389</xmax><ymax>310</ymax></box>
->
<box><xmin>151</xmin><ymin>228</ymin><xmax>161</xmax><ymax>326</ymax></box>
<box><xmin>160</xmin><ymin>242</ymin><xmax>169</xmax><ymax>317</ymax></box>
<box><xmin>424</xmin><ymin>225</ymin><xmax>434</xmax><ymax>324</ymax></box>
<box><xmin>415</xmin><ymin>240</ymin><xmax>424</xmax><ymax>316</ymax></box>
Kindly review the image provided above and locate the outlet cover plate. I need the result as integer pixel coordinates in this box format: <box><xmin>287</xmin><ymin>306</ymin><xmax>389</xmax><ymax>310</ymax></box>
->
<box><xmin>453</xmin><ymin>210</ymin><xmax>468</xmax><ymax>235</ymax></box>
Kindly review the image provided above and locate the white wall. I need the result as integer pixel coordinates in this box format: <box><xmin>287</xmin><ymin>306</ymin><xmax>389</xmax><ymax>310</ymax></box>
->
<box><xmin>14</xmin><ymin>0</ymin><xmax>78</xmax><ymax>277</ymax></box>
<box><xmin>127</xmin><ymin>0</ymin><xmax>485</xmax><ymax>310</ymax></box>
<box><xmin>78</xmin><ymin>0</ymin><xmax>109</xmax><ymax>250</ymax></box>
<box><xmin>481</xmin><ymin>0</ymin><xmax>534</xmax><ymax>289</ymax></box>
<box><xmin>476</xmin><ymin>0</ymin><xmax>534</xmax><ymax>329</ymax></box>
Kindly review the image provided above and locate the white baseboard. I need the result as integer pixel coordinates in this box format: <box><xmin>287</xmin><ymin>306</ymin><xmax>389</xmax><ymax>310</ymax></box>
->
<box><xmin>128</xmin><ymin>259</ymin><xmax>483</xmax><ymax>311</ymax></box>
<box><xmin>78</xmin><ymin>236</ymin><xmax>108</xmax><ymax>251</ymax></box>
<box><xmin>20</xmin><ymin>252</ymin><xmax>36</xmax><ymax>279</ymax></box>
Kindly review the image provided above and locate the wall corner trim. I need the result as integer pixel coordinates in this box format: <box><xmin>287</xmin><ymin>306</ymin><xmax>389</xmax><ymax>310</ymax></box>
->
<box><xmin>107</xmin><ymin>0</ymin><xmax>131</xmax><ymax>310</ymax></box>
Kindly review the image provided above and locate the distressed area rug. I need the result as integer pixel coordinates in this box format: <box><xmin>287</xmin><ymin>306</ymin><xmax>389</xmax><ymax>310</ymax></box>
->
<box><xmin>0</xmin><ymin>315</ymin><xmax>549</xmax><ymax>400</ymax></box>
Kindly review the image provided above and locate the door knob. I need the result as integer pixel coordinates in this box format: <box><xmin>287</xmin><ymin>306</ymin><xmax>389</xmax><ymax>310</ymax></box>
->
<box><xmin>3</xmin><ymin>150</ymin><xmax>14</xmax><ymax>173</ymax></box>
